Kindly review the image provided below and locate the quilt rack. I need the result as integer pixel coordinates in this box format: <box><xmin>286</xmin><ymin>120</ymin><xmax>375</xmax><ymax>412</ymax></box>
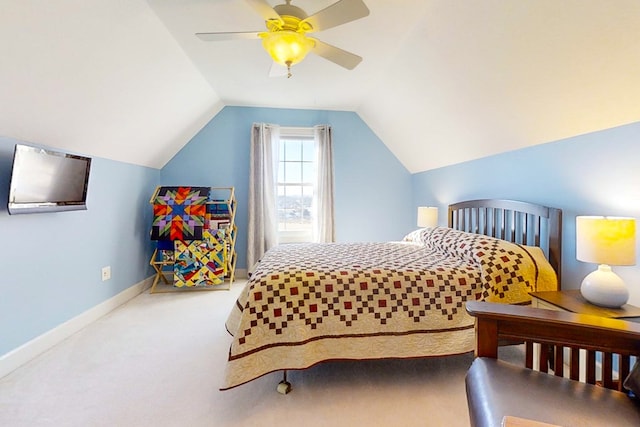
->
<box><xmin>148</xmin><ymin>186</ymin><xmax>237</xmax><ymax>293</ymax></box>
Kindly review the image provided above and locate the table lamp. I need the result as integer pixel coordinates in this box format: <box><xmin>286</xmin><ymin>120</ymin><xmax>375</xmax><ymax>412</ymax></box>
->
<box><xmin>417</xmin><ymin>206</ymin><xmax>438</xmax><ymax>228</ymax></box>
<box><xmin>576</xmin><ymin>216</ymin><xmax>636</xmax><ymax>307</ymax></box>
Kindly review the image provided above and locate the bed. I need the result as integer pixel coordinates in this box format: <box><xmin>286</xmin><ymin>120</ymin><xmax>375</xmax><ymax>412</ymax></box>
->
<box><xmin>222</xmin><ymin>199</ymin><xmax>563</xmax><ymax>392</ymax></box>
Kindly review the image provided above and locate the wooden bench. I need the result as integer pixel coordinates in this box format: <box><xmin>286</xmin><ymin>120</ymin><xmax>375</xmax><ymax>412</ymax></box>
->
<box><xmin>465</xmin><ymin>301</ymin><xmax>640</xmax><ymax>427</ymax></box>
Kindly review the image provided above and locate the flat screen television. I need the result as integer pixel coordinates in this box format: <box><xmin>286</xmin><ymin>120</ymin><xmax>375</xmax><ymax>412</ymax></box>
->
<box><xmin>7</xmin><ymin>144</ymin><xmax>92</xmax><ymax>214</ymax></box>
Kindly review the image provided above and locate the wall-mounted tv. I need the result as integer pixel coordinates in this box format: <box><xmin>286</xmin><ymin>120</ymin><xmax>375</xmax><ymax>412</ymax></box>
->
<box><xmin>7</xmin><ymin>144</ymin><xmax>92</xmax><ymax>215</ymax></box>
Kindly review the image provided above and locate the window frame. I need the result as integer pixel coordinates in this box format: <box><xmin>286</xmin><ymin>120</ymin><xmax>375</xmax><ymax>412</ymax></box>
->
<box><xmin>276</xmin><ymin>127</ymin><xmax>316</xmax><ymax>244</ymax></box>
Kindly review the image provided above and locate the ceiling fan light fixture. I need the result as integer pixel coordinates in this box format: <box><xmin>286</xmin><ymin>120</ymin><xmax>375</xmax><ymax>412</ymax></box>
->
<box><xmin>261</xmin><ymin>30</ymin><xmax>314</xmax><ymax>67</ymax></box>
<box><xmin>197</xmin><ymin>0</ymin><xmax>370</xmax><ymax>76</ymax></box>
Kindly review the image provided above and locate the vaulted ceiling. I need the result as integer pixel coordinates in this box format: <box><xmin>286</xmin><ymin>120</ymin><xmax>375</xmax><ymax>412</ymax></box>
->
<box><xmin>2</xmin><ymin>1</ymin><xmax>639</xmax><ymax>173</ymax></box>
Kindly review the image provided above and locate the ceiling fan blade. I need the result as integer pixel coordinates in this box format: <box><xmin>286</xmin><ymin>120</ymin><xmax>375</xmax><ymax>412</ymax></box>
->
<box><xmin>245</xmin><ymin>0</ymin><xmax>283</xmax><ymax>23</ymax></box>
<box><xmin>196</xmin><ymin>31</ymin><xmax>262</xmax><ymax>42</ymax></box>
<box><xmin>302</xmin><ymin>0</ymin><xmax>369</xmax><ymax>33</ymax></box>
<box><xmin>311</xmin><ymin>39</ymin><xmax>362</xmax><ymax>70</ymax></box>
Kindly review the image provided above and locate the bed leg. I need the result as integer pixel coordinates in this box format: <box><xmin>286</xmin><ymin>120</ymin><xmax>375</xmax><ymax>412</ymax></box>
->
<box><xmin>277</xmin><ymin>370</ymin><xmax>292</xmax><ymax>395</ymax></box>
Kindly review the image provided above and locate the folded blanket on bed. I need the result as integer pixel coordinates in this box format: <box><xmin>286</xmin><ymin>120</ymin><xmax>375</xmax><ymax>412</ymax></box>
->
<box><xmin>222</xmin><ymin>227</ymin><xmax>557</xmax><ymax>390</ymax></box>
<box><xmin>402</xmin><ymin>227</ymin><xmax>557</xmax><ymax>303</ymax></box>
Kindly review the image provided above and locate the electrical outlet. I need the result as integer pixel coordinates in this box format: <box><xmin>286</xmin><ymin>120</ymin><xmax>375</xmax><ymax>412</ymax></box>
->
<box><xmin>101</xmin><ymin>266</ymin><xmax>111</xmax><ymax>281</ymax></box>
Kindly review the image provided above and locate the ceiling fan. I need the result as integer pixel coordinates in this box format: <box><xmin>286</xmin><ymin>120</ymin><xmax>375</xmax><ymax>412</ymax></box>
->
<box><xmin>196</xmin><ymin>0</ymin><xmax>370</xmax><ymax>78</ymax></box>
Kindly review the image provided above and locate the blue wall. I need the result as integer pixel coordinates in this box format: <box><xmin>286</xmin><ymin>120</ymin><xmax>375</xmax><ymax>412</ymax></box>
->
<box><xmin>161</xmin><ymin>106</ymin><xmax>414</xmax><ymax>270</ymax></box>
<box><xmin>0</xmin><ymin>136</ymin><xmax>159</xmax><ymax>356</ymax></box>
<box><xmin>5</xmin><ymin>106</ymin><xmax>636</xmax><ymax>363</ymax></box>
<box><xmin>412</xmin><ymin>121</ymin><xmax>640</xmax><ymax>304</ymax></box>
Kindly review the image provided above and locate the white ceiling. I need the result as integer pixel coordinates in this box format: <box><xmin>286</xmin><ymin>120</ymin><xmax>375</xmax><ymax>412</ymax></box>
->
<box><xmin>2</xmin><ymin>1</ymin><xmax>640</xmax><ymax>172</ymax></box>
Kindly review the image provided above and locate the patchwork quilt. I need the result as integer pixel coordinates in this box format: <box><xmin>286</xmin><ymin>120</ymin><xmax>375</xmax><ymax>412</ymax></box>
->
<box><xmin>222</xmin><ymin>227</ymin><xmax>557</xmax><ymax>389</ymax></box>
<box><xmin>174</xmin><ymin>229</ymin><xmax>227</xmax><ymax>287</ymax></box>
<box><xmin>150</xmin><ymin>186</ymin><xmax>210</xmax><ymax>241</ymax></box>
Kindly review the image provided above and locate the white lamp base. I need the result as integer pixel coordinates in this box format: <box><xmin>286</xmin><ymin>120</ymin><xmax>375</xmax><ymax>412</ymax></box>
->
<box><xmin>580</xmin><ymin>264</ymin><xmax>629</xmax><ymax>308</ymax></box>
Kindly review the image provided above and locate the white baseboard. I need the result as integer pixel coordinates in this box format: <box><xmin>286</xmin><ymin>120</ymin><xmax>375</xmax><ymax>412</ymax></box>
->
<box><xmin>0</xmin><ymin>276</ymin><xmax>153</xmax><ymax>380</ymax></box>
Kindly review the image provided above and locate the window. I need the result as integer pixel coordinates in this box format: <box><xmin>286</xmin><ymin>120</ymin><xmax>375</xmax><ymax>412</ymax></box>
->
<box><xmin>247</xmin><ymin>123</ymin><xmax>333</xmax><ymax>267</ymax></box>
<box><xmin>277</xmin><ymin>128</ymin><xmax>316</xmax><ymax>243</ymax></box>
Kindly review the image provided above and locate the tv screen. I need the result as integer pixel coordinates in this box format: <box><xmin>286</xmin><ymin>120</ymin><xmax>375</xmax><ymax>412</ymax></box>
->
<box><xmin>7</xmin><ymin>144</ymin><xmax>92</xmax><ymax>214</ymax></box>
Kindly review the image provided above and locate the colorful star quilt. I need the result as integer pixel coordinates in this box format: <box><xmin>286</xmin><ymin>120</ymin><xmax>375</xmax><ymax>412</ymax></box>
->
<box><xmin>150</xmin><ymin>186</ymin><xmax>210</xmax><ymax>241</ymax></box>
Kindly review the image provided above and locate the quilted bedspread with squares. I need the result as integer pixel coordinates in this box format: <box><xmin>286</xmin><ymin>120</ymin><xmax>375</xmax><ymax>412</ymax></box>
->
<box><xmin>221</xmin><ymin>227</ymin><xmax>557</xmax><ymax>389</ymax></box>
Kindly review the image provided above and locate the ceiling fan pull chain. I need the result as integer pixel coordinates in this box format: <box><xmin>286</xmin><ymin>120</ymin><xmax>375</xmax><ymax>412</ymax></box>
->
<box><xmin>286</xmin><ymin>61</ymin><xmax>292</xmax><ymax>78</ymax></box>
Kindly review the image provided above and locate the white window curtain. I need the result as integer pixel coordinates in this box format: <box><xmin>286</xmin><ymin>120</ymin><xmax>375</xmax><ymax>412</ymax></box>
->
<box><xmin>313</xmin><ymin>124</ymin><xmax>335</xmax><ymax>243</ymax></box>
<box><xmin>247</xmin><ymin>123</ymin><xmax>335</xmax><ymax>271</ymax></box>
<box><xmin>247</xmin><ymin>123</ymin><xmax>280</xmax><ymax>269</ymax></box>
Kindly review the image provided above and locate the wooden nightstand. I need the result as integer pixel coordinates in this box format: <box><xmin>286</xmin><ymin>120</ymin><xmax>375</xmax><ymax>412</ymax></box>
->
<box><xmin>530</xmin><ymin>290</ymin><xmax>640</xmax><ymax>323</ymax></box>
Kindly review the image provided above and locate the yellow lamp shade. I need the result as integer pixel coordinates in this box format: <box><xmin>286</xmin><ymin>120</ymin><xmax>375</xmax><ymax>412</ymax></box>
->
<box><xmin>261</xmin><ymin>31</ymin><xmax>314</xmax><ymax>66</ymax></box>
<box><xmin>576</xmin><ymin>216</ymin><xmax>636</xmax><ymax>266</ymax></box>
<box><xmin>417</xmin><ymin>206</ymin><xmax>438</xmax><ymax>228</ymax></box>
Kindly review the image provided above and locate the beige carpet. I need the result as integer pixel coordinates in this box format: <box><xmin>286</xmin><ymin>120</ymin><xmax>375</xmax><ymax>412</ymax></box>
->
<box><xmin>0</xmin><ymin>280</ymin><xmax>525</xmax><ymax>426</ymax></box>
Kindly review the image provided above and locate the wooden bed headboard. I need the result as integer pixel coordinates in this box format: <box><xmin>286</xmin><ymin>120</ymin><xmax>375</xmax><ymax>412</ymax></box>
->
<box><xmin>448</xmin><ymin>199</ymin><xmax>562</xmax><ymax>286</ymax></box>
